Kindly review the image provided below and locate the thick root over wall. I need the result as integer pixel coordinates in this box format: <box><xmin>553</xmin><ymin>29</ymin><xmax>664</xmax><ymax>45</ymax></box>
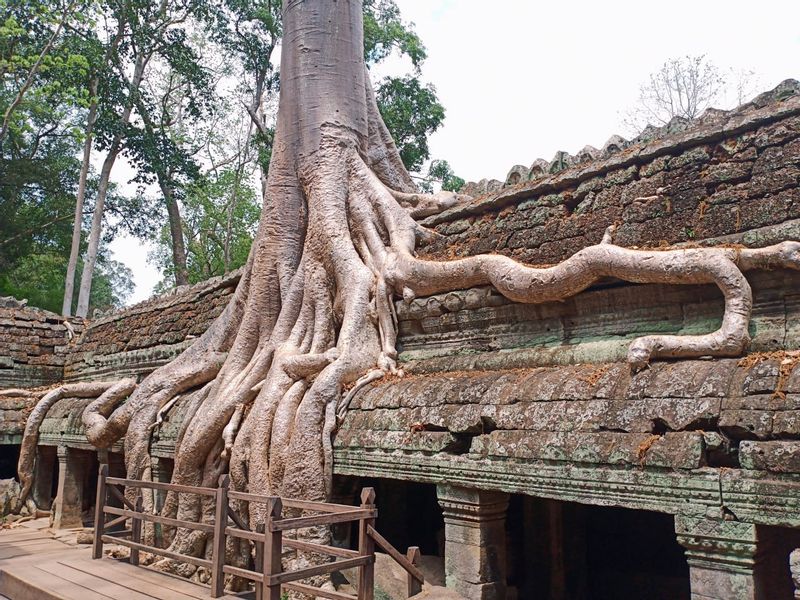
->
<box><xmin>13</xmin><ymin>0</ymin><xmax>800</xmax><ymax>592</ymax></box>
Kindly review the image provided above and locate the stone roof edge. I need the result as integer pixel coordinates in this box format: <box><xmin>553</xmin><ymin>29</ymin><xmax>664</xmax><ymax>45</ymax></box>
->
<box><xmin>423</xmin><ymin>79</ymin><xmax>800</xmax><ymax>227</ymax></box>
<box><xmin>0</xmin><ymin>296</ymin><xmax>76</xmax><ymax>327</ymax></box>
<box><xmin>88</xmin><ymin>267</ymin><xmax>242</xmax><ymax>327</ymax></box>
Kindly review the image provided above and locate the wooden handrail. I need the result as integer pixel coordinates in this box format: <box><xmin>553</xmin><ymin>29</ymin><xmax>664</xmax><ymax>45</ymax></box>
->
<box><xmin>267</xmin><ymin>555</ymin><xmax>374</xmax><ymax>586</ymax></box>
<box><xmin>284</xmin><ymin>538</ymin><xmax>360</xmax><ymax>559</ymax></box>
<box><xmin>106</xmin><ymin>476</ymin><xmax>216</xmax><ymax>497</ymax></box>
<box><xmin>229</xmin><ymin>490</ymin><xmax>357</xmax><ymax>513</ymax></box>
<box><xmin>367</xmin><ymin>525</ymin><xmax>425</xmax><ymax>584</ymax></box>
<box><xmin>101</xmin><ymin>535</ymin><xmax>212</xmax><ymax>569</ymax></box>
<box><xmin>105</xmin><ymin>505</ymin><xmax>215</xmax><ymax>533</ymax></box>
<box><xmin>93</xmin><ymin>470</ymin><xmax>424</xmax><ymax>600</ymax></box>
<box><xmin>270</xmin><ymin>508</ymin><xmax>376</xmax><ymax>532</ymax></box>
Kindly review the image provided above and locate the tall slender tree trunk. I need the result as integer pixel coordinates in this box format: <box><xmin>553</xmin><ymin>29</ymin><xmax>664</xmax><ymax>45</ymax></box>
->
<box><xmin>75</xmin><ymin>144</ymin><xmax>120</xmax><ymax>317</ymax></box>
<box><xmin>75</xmin><ymin>54</ymin><xmax>148</xmax><ymax>317</ymax></box>
<box><xmin>62</xmin><ymin>82</ymin><xmax>98</xmax><ymax>316</ymax></box>
<box><xmin>163</xmin><ymin>179</ymin><xmax>189</xmax><ymax>286</ymax></box>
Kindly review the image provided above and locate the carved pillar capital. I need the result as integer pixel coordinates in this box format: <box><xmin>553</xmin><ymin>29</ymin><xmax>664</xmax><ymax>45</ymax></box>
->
<box><xmin>437</xmin><ymin>484</ymin><xmax>509</xmax><ymax>525</ymax></box>
<box><xmin>675</xmin><ymin>515</ymin><xmax>766</xmax><ymax>574</ymax></box>
<box><xmin>675</xmin><ymin>515</ymin><xmax>776</xmax><ymax>600</ymax></box>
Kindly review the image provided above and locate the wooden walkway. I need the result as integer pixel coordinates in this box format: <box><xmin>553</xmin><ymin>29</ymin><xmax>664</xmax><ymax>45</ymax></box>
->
<box><xmin>0</xmin><ymin>522</ymin><xmax>244</xmax><ymax>600</ymax></box>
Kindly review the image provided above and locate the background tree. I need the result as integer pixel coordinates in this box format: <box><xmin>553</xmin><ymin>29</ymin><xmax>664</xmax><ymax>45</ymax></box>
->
<box><xmin>148</xmin><ymin>167</ymin><xmax>260</xmax><ymax>289</ymax></box>
<box><xmin>622</xmin><ymin>54</ymin><xmax>759</xmax><ymax>134</ymax></box>
<box><xmin>73</xmin><ymin>0</ymin><xmax>216</xmax><ymax>316</ymax></box>
<box><xmin>0</xmin><ymin>0</ymin><xmax>134</xmax><ymax>314</ymax></box>
<box><xmin>419</xmin><ymin>158</ymin><xmax>464</xmax><ymax>193</ymax></box>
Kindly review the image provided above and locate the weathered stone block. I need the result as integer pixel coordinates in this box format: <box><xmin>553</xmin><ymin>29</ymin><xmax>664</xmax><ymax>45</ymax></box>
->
<box><xmin>740</xmin><ymin>441</ymin><xmax>800</xmax><ymax>473</ymax></box>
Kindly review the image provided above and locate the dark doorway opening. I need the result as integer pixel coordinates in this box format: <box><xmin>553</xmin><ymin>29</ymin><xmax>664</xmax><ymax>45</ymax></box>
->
<box><xmin>508</xmin><ymin>496</ymin><xmax>690</xmax><ymax>600</ymax></box>
<box><xmin>331</xmin><ymin>475</ymin><xmax>444</xmax><ymax>558</ymax></box>
<box><xmin>0</xmin><ymin>444</ymin><xmax>20</xmax><ymax>479</ymax></box>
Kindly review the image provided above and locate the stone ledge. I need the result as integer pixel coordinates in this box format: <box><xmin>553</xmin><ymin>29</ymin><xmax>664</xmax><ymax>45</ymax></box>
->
<box><xmin>333</xmin><ymin>449</ymin><xmax>800</xmax><ymax>528</ymax></box>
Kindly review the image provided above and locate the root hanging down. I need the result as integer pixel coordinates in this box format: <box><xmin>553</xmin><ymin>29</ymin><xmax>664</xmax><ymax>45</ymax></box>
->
<box><xmin>15</xmin><ymin>380</ymin><xmax>131</xmax><ymax>512</ymax></box>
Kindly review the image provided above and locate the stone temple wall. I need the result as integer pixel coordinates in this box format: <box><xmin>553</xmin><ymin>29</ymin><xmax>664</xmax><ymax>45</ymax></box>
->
<box><xmin>0</xmin><ymin>298</ymin><xmax>78</xmax><ymax>442</ymax></box>
<box><xmin>423</xmin><ymin>80</ymin><xmax>800</xmax><ymax>266</ymax></box>
<box><xmin>0</xmin><ymin>297</ymin><xmax>76</xmax><ymax>390</ymax></box>
<box><xmin>63</xmin><ymin>270</ymin><xmax>239</xmax><ymax>382</ymax></box>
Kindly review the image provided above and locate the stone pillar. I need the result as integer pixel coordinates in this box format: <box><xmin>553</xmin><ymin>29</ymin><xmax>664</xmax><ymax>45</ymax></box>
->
<box><xmin>53</xmin><ymin>446</ymin><xmax>90</xmax><ymax>529</ymax></box>
<box><xmin>791</xmin><ymin>549</ymin><xmax>800</xmax><ymax>600</ymax></box>
<box><xmin>437</xmin><ymin>484</ymin><xmax>509</xmax><ymax>600</ymax></box>
<box><xmin>32</xmin><ymin>445</ymin><xmax>56</xmax><ymax>510</ymax></box>
<box><xmin>675</xmin><ymin>515</ymin><xmax>775</xmax><ymax>600</ymax></box>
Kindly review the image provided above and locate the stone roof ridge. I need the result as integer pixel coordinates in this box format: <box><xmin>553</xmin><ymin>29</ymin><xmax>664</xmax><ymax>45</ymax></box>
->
<box><xmin>89</xmin><ymin>267</ymin><xmax>243</xmax><ymax>325</ymax></box>
<box><xmin>0</xmin><ymin>295</ymin><xmax>71</xmax><ymax>325</ymax></box>
<box><xmin>462</xmin><ymin>79</ymin><xmax>800</xmax><ymax>195</ymax></box>
<box><xmin>430</xmin><ymin>79</ymin><xmax>800</xmax><ymax>226</ymax></box>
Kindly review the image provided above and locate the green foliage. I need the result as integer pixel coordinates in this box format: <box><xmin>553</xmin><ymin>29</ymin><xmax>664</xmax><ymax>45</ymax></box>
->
<box><xmin>363</xmin><ymin>0</ymin><xmax>426</xmax><ymax>71</ymax></box>
<box><xmin>0</xmin><ymin>0</ymin><xmax>138</xmax><ymax>312</ymax></box>
<box><xmin>376</xmin><ymin>75</ymin><xmax>445</xmax><ymax>172</ymax></box>
<box><xmin>0</xmin><ymin>0</ymin><xmax>95</xmax><ymax>145</ymax></box>
<box><xmin>0</xmin><ymin>251</ymin><xmax>133</xmax><ymax>314</ymax></box>
<box><xmin>150</xmin><ymin>168</ymin><xmax>260</xmax><ymax>290</ymax></box>
<box><xmin>426</xmin><ymin>159</ymin><xmax>465</xmax><ymax>192</ymax></box>
<box><xmin>1</xmin><ymin>0</ymin><xmax>460</xmax><ymax>308</ymax></box>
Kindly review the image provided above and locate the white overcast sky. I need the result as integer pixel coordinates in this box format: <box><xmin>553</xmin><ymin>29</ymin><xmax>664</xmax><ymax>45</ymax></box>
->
<box><xmin>112</xmin><ymin>0</ymin><xmax>800</xmax><ymax>304</ymax></box>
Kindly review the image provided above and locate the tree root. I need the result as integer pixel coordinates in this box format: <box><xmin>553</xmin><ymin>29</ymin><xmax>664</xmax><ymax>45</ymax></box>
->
<box><xmin>83</xmin><ymin>378</ymin><xmax>138</xmax><ymax>445</ymax></box>
<box><xmin>16</xmin><ymin>380</ymin><xmax>127</xmax><ymax>511</ymax></box>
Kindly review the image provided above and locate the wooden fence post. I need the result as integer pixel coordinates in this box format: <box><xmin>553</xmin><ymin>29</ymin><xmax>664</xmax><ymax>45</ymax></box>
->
<box><xmin>358</xmin><ymin>487</ymin><xmax>376</xmax><ymax>600</ymax></box>
<box><xmin>254</xmin><ymin>523</ymin><xmax>265</xmax><ymax>600</ymax></box>
<box><xmin>92</xmin><ymin>464</ymin><xmax>108</xmax><ymax>560</ymax></box>
<box><xmin>406</xmin><ymin>546</ymin><xmax>422</xmax><ymax>597</ymax></box>
<box><xmin>130</xmin><ymin>494</ymin><xmax>143</xmax><ymax>566</ymax></box>
<box><xmin>263</xmin><ymin>497</ymin><xmax>283</xmax><ymax>600</ymax></box>
<box><xmin>210</xmin><ymin>474</ymin><xmax>230</xmax><ymax>598</ymax></box>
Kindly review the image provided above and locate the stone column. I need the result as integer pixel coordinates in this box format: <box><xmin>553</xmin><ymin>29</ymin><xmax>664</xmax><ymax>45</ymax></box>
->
<box><xmin>791</xmin><ymin>549</ymin><xmax>800</xmax><ymax>600</ymax></box>
<box><xmin>53</xmin><ymin>445</ymin><xmax>90</xmax><ymax>529</ymax></box>
<box><xmin>32</xmin><ymin>445</ymin><xmax>56</xmax><ymax>510</ymax></box>
<box><xmin>437</xmin><ymin>484</ymin><xmax>509</xmax><ymax>600</ymax></box>
<box><xmin>675</xmin><ymin>515</ymin><xmax>774</xmax><ymax>600</ymax></box>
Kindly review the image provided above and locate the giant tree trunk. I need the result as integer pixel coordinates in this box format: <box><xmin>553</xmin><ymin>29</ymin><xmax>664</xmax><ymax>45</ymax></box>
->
<box><xmin>15</xmin><ymin>0</ymin><xmax>800</xmax><ymax>588</ymax></box>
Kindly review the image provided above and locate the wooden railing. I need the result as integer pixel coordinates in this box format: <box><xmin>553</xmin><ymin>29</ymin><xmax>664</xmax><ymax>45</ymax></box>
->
<box><xmin>92</xmin><ymin>465</ymin><xmax>424</xmax><ymax>600</ymax></box>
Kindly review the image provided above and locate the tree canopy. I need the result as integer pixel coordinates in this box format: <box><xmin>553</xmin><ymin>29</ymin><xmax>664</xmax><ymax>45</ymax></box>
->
<box><xmin>0</xmin><ymin>0</ymin><xmax>463</xmax><ymax>311</ymax></box>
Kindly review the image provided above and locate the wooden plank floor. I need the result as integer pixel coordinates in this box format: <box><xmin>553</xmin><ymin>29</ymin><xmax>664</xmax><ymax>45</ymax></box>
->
<box><xmin>0</xmin><ymin>524</ymin><xmax>245</xmax><ymax>600</ymax></box>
